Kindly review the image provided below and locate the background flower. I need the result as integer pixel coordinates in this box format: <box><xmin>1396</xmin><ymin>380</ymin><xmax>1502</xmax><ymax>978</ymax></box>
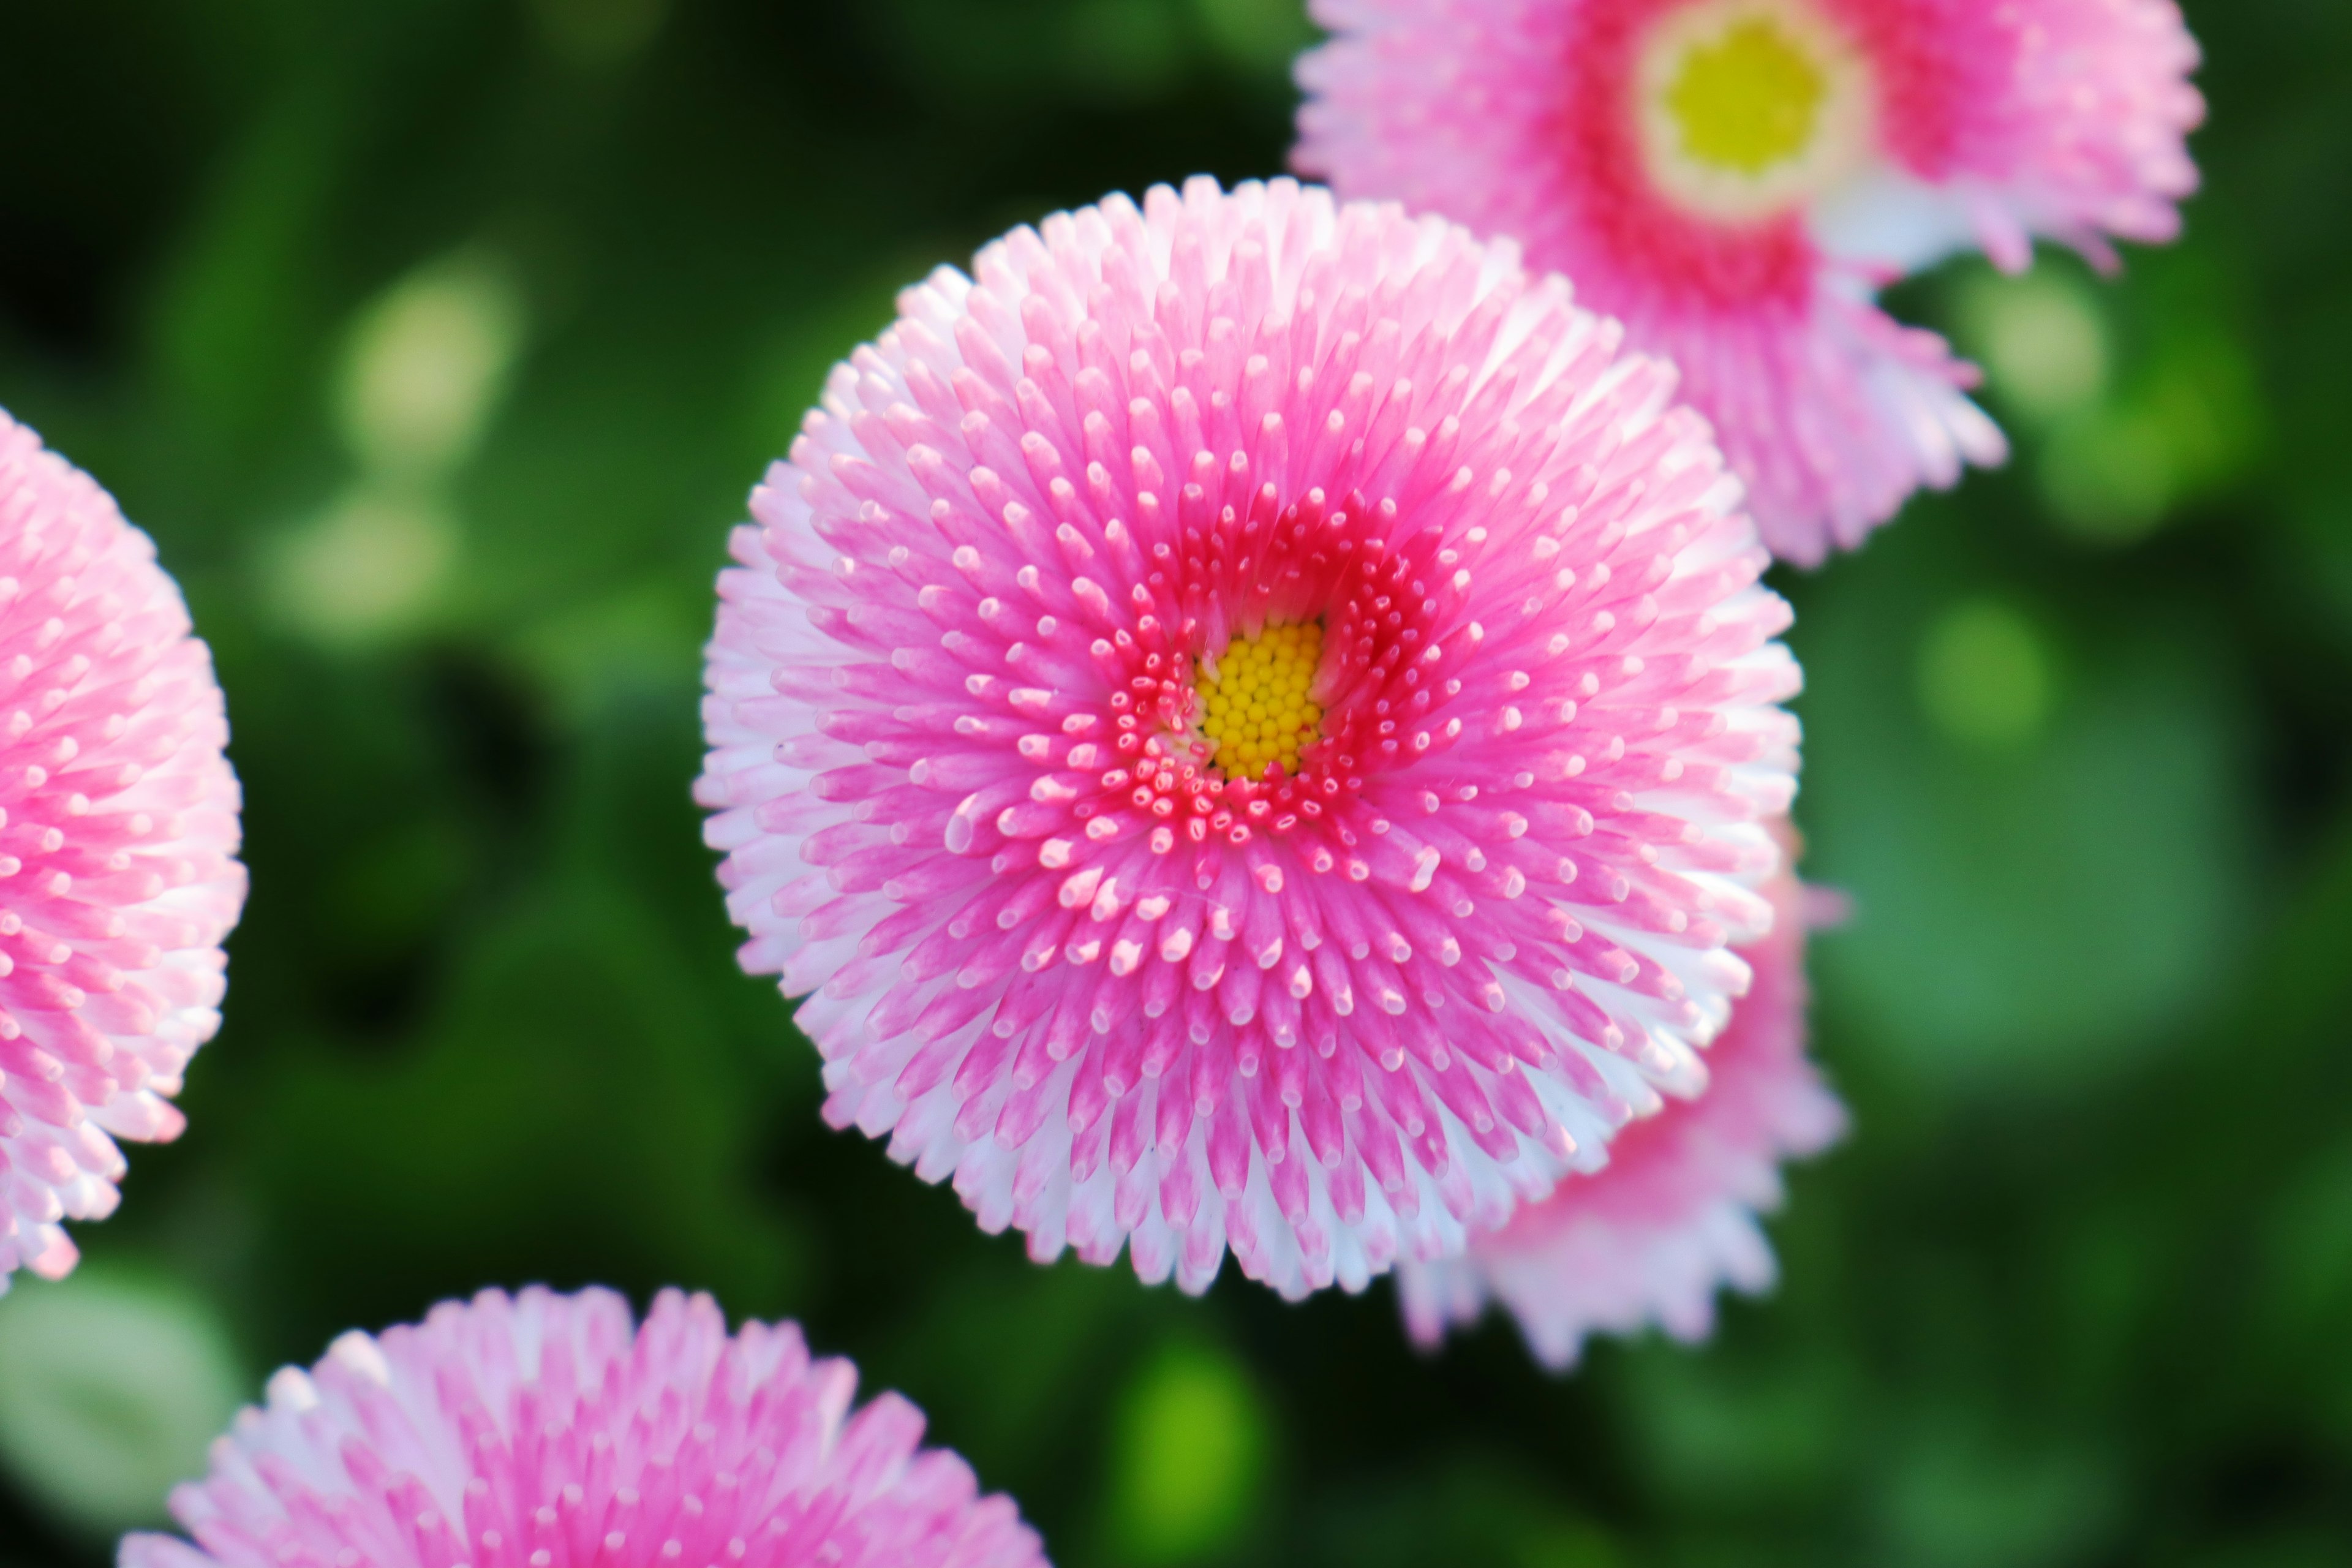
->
<box><xmin>700</xmin><ymin>178</ymin><xmax>1801</xmax><ymax>1299</ymax></box>
<box><xmin>1396</xmin><ymin>843</ymin><xmax>1845</xmax><ymax>1366</ymax></box>
<box><xmin>1295</xmin><ymin>0</ymin><xmax>2203</xmax><ymax>561</ymax></box>
<box><xmin>122</xmin><ymin>1286</ymin><xmax>1047</xmax><ymax>1568</ymax></box>
<box><xmin>0</xmin><ymin>413</ymin><xmax>244</xmax><ymax>1292</ymax></box>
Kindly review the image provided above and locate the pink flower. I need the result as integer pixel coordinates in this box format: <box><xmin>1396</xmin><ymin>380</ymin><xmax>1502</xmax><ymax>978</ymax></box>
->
<box><xmin>1396</xmin><ymin>851</ymin><xmax>1844</xmax><ymax>1366</ymax></box>
<box><xmin>1295</xmin><ymin>0</ymin><xmax>2204</xmax><ymax>563</ymax></box>
<box><xmin>120</xmin><ymin>1287</ymin><xmax>1049</xmax><ymax>1568</ymax></box>
<box><xmin>0</xmin><ymin>411</ymin><xmax>245</xmax><ymax>1292</ymax></box>
<box><xmin>699</xmin><ymin>178</ymin><xmax>1801</xmax><ymax>1300</ymax></box>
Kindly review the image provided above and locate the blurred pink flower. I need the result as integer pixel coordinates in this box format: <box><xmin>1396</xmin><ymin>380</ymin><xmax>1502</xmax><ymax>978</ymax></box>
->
<box><xmin>699</xmin><ymin>177</ymin><xmax>1801</xmax><ymax>1300</ymax></box>
<box><xmin>0</xmin><ymin>411</ymin><xmax>245</xmax><ymax>1291</ymax></box>
<box><xmin>121</xmin><ymin>1287</ymin><xmax>1048</xmax><ymax>1568</ymax></box>
<box><xmin>1397</xmin><ymin>848</ymin><xmax>1845</xmax><ymax>1366</ymax></box>
<box><xmin>1295</xmin><ymin>0</ymin><xmax>2203</xmax><ymax>563</ymax></box>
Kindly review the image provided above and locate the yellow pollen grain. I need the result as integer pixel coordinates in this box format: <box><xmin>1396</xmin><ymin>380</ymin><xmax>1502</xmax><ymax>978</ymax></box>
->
<box><xmin>1197</xmin><ymin>620</ymin><xmax>1324</xmax><ymax>781</ymax></box>
<box><xmin>1664</xmin><ymin>15</ymin><xmax>1827</xmax><ymax>176</ymax></box>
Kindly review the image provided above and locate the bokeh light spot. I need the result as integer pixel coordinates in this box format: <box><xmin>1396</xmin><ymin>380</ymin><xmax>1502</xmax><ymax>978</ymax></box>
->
<box><xmin>267</xmin><ymin>487</ymin><xmax>459</xmax><ymax>645</ymax></box>
<box><xmin>1961</xmin><ymin>270</ymin><xmax>2111</xmax><ymax>423</ymax></box>
<box><xmin>2038</xmin><ymin>325</ymin><xmax>2266</xmax><ymax>544</ymax></box>
<box><xmin>0</xmin><ymin>1271</ymin><xmax>244</xmax><ymax>1538</ymax></box>
<box><xmin>2040</xmin><ymin>409</ymin><xmax>2176</xmax><ymax>542</ymax></box>
<box><xmin>1916</xmin><ymin>599</ymin><xmax>2054</xmax><ymax>751</ymax></box>
<box><xmin>1106</xmin><ymin>1343</ymin><xmax>1270</xmax><ymax>1564</ymax></box>
<box><xmin>336</xmin><ymin>251</ymin><xmax>526</xmax><ymax>479</ymax></box>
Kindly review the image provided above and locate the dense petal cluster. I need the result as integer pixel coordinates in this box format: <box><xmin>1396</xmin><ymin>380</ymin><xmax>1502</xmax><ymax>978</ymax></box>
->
<box><xmin>121</xmin><ymin>1287</ymin><xmax>1047</xmax><ymax>1568</ymax></box>
<box><xmin>0</xmin><ymin>411</ymin><xmax>245</xmax><ymax>1291</ymax></box>
<box><xmin>701</xmin><ymin>178</ymin><xmax>1801</xmax><ymax>1299</ymax></box>
<box><xmin>1396</xmin><ymin>853</ymin><xmax>1844</xmax><ymax>1365</ymax></box>
<box><xmin>1295</xmin><ymin>0</ymin><xmax>2203</xmax><ymax>562</ymax></box>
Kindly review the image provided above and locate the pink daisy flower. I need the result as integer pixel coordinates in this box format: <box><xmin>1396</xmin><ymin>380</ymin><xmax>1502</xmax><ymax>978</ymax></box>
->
<box><xmin>1295</xmin><ymin>0</ymin><xmax>2204</xmax><ymax>562</ymax></box>
<box><xmin>699</xmin><ymin>177</ymin><xmax>1801</xmax><ymax>1300</ymax></box>
<box><xmin>121</xmin><ymin>1286</ymin><xmax>1048</xmax><ymax>1568</ymax></box>
<box><xmin>0</xmin><ymin>410</ymin><xmax>246</xmax><ymax>1291</ymax></box>
<box><xmin>1396</xmin><ymin>846</ymin><xmax>1844</xmax><ymax>1366</ymax></box>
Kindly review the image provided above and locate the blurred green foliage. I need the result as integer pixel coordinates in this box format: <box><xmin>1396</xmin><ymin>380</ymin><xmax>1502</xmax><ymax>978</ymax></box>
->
<box><xmin>0</xmin><ymin>1268</ymin><xmax>243</xmax><ymax>1537</ymax></box>
<box><xmin>0</xmin><ymin>1</ymin><xmax>2346</xmax><ymax>1563</ymax></box>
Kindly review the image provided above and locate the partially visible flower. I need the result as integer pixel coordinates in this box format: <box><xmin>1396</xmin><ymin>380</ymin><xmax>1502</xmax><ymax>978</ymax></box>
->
<box><xmin>0</xmin><ymin>411</ymin><xmax>246</xmax><ymax>1291</ymax></box>
<box><xmin>1295</xmin><ymin>0</ymin><xmax>2203</xmax><ymax>562</ymax></box>
<box><xmin>1396</xmin><ymin>847</ymin><xmax>1844</xmax><ymax>1366</ymax></box>
<box><xmin>701</xmin><ymin>178</ymin><xmax>1801</xmax><ymax>1300</ymax></box>
<box><xmin>121</xmin><ymin>1287</ymin><xmax>1048</xmax><ymax>1568</ymax></box>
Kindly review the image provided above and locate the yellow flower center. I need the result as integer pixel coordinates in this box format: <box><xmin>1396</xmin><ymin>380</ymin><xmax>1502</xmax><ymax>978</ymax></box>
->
<box><xmin>1663</xmin><ymin>15</ymin><xmax>1826</xmax><ymax>176</ymax></box>
<box><xmin>1635</xmin><ymin>0</ymin><xmax>1872</xmax><ymax>223</ymax></box>
<box><xmin>1196</xmin><ymin>620</ymin><xmax>1324</xmax><ymax>782</ymax></box>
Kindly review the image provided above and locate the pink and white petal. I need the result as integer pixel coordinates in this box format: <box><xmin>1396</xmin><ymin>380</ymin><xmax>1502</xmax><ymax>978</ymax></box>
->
<box><xmin>1398</xmin><ymin>863</ymin><xmax>1847</xmax><ymax>1367</ymax></box>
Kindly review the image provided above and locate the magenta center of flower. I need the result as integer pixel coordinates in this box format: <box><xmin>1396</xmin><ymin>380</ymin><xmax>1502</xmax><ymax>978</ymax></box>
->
<box><xmin>1066</xmin><ymin>486</ymin><xmax>1454</xmax><ymax>854</ymax></box>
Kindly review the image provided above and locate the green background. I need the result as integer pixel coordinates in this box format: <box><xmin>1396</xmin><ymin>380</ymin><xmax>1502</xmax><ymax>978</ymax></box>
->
<box><xmin>0</xmin><ymin>1</ymin><xmax>2347</xmax><ymax>1563</ymax></box>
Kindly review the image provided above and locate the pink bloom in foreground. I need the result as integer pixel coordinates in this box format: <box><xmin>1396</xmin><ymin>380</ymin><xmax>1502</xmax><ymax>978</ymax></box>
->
<box><xmin>1397</xmin><ymin>852</ymin><xmax>1844</xmax><ymax>1366</ymax></box>
<box><xmin>0</xmin><ymin>411</ymin><xmax>245</xmax><ymax>1291</ymax></box>
<box><xmin>1295</xmin><ymin>0</ymin><xmax>2204</xmax><ymax>562</ymax></box>
<box><xmin>121</xmin><ymin>1287</ymin><xmax>1047</xmax><ymax>1568</ymax></box>
<box><xmin>700</xmin><ymin>178</ymin><xmax>1801</xmax><ymax>1300</ymax></box>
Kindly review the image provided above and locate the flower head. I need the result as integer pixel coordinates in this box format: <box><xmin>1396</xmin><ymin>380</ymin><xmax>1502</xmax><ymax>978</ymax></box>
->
<box><xmin>121</xmin><ymin>1287</ymin><xmax>1047</xmax><ymax>1568</ymax></box>
<box><xmin>0</xmin><ymin>411</ymin><xmax>245</xmax><ymax>1291</ymax></box>
<box><xmin>700</xmin><ymin>178</ymin><xmax>1801</xmax><ymax>1300</ymax></box>
<box><xmin>1295</xmin><ymin>0</ymin><xmax>2203</xmax><ymax>562</ymax></box>
<box><xmin>1396</xmin><ymin>849</ymin><xmax>1844</xmax><ymax>1366</ymax></box>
